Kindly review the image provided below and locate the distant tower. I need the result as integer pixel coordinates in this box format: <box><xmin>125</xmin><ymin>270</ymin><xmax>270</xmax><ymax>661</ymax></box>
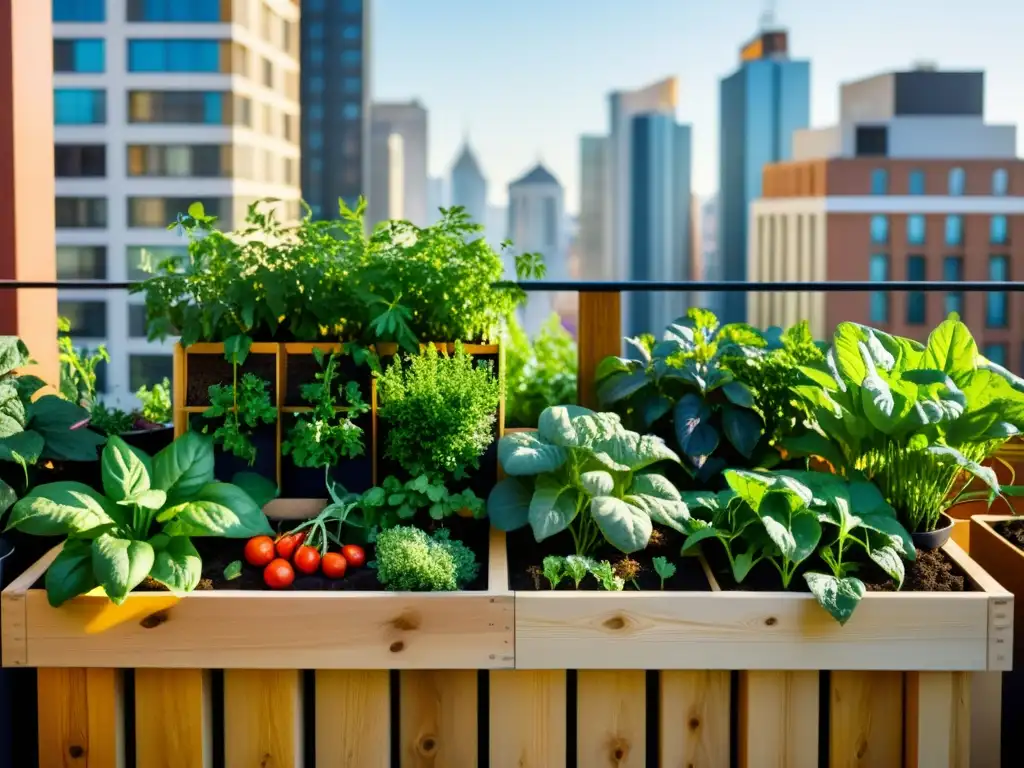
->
<box><xmin>449</xmin><ymin>139</ymin><xmax>488</xmax><ymax>230</ymax></box>
<box><xmin>369</xmin><ymin>101</ymin><xmax>429</xmax><ymax>227</ymax></box>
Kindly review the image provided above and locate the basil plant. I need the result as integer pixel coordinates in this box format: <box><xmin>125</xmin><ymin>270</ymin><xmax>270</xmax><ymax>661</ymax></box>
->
<box><xmin>6</xmin><ymin>432</ymin><xmax>276</xmax><ymax>606</ymax></box>
<box><xmin>487</xmin><ymin>406</ymin><xmax>686</xmax><ymax>555</ymax></box>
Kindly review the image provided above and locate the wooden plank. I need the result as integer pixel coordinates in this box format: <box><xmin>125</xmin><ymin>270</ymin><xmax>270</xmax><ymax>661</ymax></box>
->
<box><xmin>904</xmin><ymin>671</ymin><xmax>970</xmax><ymax>768</ymax></box>
<box><xmin>829</xmin><ymin>671</ymin><xmax>902</xmax><ymax>768</ymax></box>
<box><xmin>37</xmin><ymin>667</ymin><xmax>124</xmax><ymax>768</ymax></box>
<box><xmin>968</xmin><ymin>671</ymin><xmax>1001</xmax><ymax>768</ymax></box>
<box><xmin>173</xmin><ymin>343</ymin><xmax>186</xmax><ymax>437</ymax></box>
<box><xmin>738</xmin><ymin>671</ymin><xmax>818</xmax><ymax>768</ymax></box>
<box><xmin>399</xmin><ymin>670</ymin><xmax>478</xmax><ymax>768</ymax></box>
<box><xmin>134</xmin><ymin>669</ymin><xmax>211</xmax><ymax>768</ymax></box>
<box><xmin>576</xmin><ymin>670</ymin><xmax>646</xmax><ymax>768</ymax></box>
<box><xmin>488</xmin><ymin>670</ymin><xmax>566</xmax><ymax>768</ymax></box>
<box><xmin>577</xmin><ymin>292</ymin><xmax>621</xmax><ymax>408</ymax></box>
<box><xmin>315</xmin><ymin>670</ymin><xmax>390</xmax><ymax>768</ymax></box>
<box><xmin>488</xmin><ymin>527</ymin><xmax>510</xmax><ymax>594</ymax></box>
<box><xmin>224</xmin><ymin>670</ymin><xmax>303</xmax><ymax>768</ymax></box>
<box><xmin>659</xmin><ymin>670</ymin><xmax>730</xmax><ymax>768</ymax></box>
<box><xmin>969</xmin><ymin>517</ymin><xmax>1019</xmax><ymax>669</ymax></box>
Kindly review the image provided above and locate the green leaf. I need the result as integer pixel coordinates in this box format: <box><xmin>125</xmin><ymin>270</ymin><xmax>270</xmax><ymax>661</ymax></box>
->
<box><xmin>833</xmin><ymin>323</ymin><xmax>869</xmax><ymax>385</ymax></box>
<box><xmin>868</xmin><ymin>544</ymin><xmax>906</xmax><ymax>588</ymax></box>
<box><xmin>923</xmin><ymin>314</ymin><xmax>978</xmax><ymax>382</ymax></box>
<box><xmin>680</xmin><ymin>525</ymin><xmax>720</xmax><ymax>552</ymax></box>
<box><xmin>724</xmin><ymin>470</ymin><xmax>773</xmax><ymax>511</ymax></box>
<box><xmin>6</xmin><ymin>482</ymin><xmax>121</xmax><ymax>536</ymax></box>
<box><xmin>722</xmin><ymin>406</ymin><xmax>763</xmax><ymax>458</ymax></box>
<box><xmin>28</xmin><ymin>395</ymin><xmax>106</xmax><ymax>461</ymax></box>
<box><xmin>596</xmin><ymin>370</ymin><xmax>650</xmax><ymax>405</ymax></box>
<box><xmin>497</xmin><ymin>431</ymin><xmax>568</xmax><ymax>476</ymax></box>
<box><xmin>589</xmin><ymin>496</ymin><xmax>652</xmax><ymax>553</ymax></box>
<box><xmin>223</xmin><ymin>334</ymin><xmax>253</xmax><ymax>365</ymax></box>
<box><xmin>0</xmin><ymin>381</ymin><xmax>26</xmax><ymax>438</ymax></box>
<box><xmin>804</xmin><ymin>572</ymin><xmax>866</xmax><ymax>626</ymax></box>
<box><xmin>224</xmin><ymin>560</ymin><xmax>242</xmax><ymax>580</ymax></box>
<box><xmin>928</xmin><ymin>445</ymin><xmax>1000</xmax><ymax>496</ymax></box>
<box><xmin>0</xmin><ymin>478</ymin><xmax>14</xmax><ymax>517</ymax></box>
<box><xmin>152</xmin><ymin>432</ymin><xmax>215</xmax><ymax>504</ymax></box>
<box><xmin>149</xmin><ymin>536</ymin><xmax>201</xmax><ymax>592</ymax></box>
<box><xmin>780</xmin><ymin>432</ymin><xmax>845</xmax><ymax>471</ymax></box>
<box><xmin>127</xmin><ymin>489</ymin><xmax>167</xmax><ymax>511</ymax></box>
<box><xmin>0</xmin><ymin>430</ymin><xmax>45</xmax><ymax>465</ymax></box>
<box><xmin>722</xmin><ymin>381</ymin><xmax>755</xmax><ymax>408</ymax></box>
<box><xmin>593</xmin><ymin>430</ymin><xmax>680</xmax><ymax>473</ymax></box>
<box><xmin>760</xmin><ymin>509</ymin><xmax>821</xmax><ymax>564</ymax></box>
<box><xmin>579</xmin><ymin>470</ymin><xmax>614</xmax><ymax>496</ymax></box>
<box><xmin>0</xmin><ymin>336</ymin><xmax>31</xmax><ymax>377</ymax></box>
<box><xmin>231</xmin><ymin>471</ymin><xmax>278</xmax><ymax>508</ymax></box>
<box><xmin>101</xmin><ymin>435</ymin><xmax>152</xmax><ymax>503</ymax></box>
<box><xmin>538</xmin><ymin>405</ymin><xmax>592</xmax><ymax>447</ymax></box>
<box><xmin>486</xmin><ymin>477</ymin><xmax>532</xmax><ymax>531</ymax></box>
<box><xmin>160</xmin><ymin>483</ymin><xmax>273</xmax><ymax>538</ymax></box>
<box><xmin>625</xmin><ymin>474</ymin><xmax>690</xmax><ymax>533</ymax></box>
<box><xmin>673</xmin><ymin>395</ymin><xmax>718</xmax><ymax>467</ymax></box>
<box><xmin>92</xmin><ymin>535</ymin><xmax>155</xmax><ymax>604</ymax></box>
<box><xmin>44</xmin><ymin>539</ymin><xmax>97</xmax><ymax>607</ymax></box>
<box><xmin>528</xmin><ymin>478</ymin><xmax>578</xmax><ymax>541</ymax></box>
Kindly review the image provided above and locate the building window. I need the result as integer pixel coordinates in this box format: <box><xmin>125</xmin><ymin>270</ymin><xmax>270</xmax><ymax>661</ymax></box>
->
<box><xmin>56</xmin><ymin>197</ymin><xmax>107</xmax><ymax>228</ymax></box>
<box><xmin>855</xmin><ymin>126</ymin><xmax>888</xmax><ymax>156</ymax></box>
<box><xmin>307</xmin><ymin>104</ymin><xmax>323</xmax><ymax>120</ymax></box>
<box><xmin>128</xmin><ymin>197</ymin><xmax>225</xmax><ymax>228</ymax></box>
<box><xmin>983</xmin><ymin>344</ymin><xmax>1008</xmax><ymax>368</ymax></box>
<box><xmin>262</xmin><ymin>58</ymin><xmax>273</xmax><ymax>88</ymax></box>
<box><xmin>987</xmin><ymin>255</ymin><xmax>1009</xmax><ymax>328</ymax></box>
<box><xmin>907</xmin><ymin>214</ymin><xmax>925</xmax><ymax>245</ymax></box>
<box><xmin>127</xmin><ymin>0</ymin><xmax>223</xmax><ymax>22</ymax></box>
<box><xmin>53</xmin><ymin>0</ymin><xmax>105</xmax><ymax>22</ymax></box>
<box><xmin>906</xmin><ymin>255</ymin><xmax>926</xmax><ymax>325</ymax></box>
<box><xmin>869</xmin><ymin>254</ymin><xmax>889</xmax><ymax>323</ymax></box>
<box><xmin>342</xmin><ymin>103</ymin><xmax>360</xmax><ymax>120</ymax></box>
<box><xmin>128</xmin><ymin>305</ymin><xmax>149</xmax><ymax>338</ymax></box>
<box><xmin>948</xmin><ymin>167</ymin><xmax>965</xmax><ymax>196</ymax></box>
<box><xmin>127</xmin><ymin>145</ymin><xmax>228</xmax><ymax>177</ymax></box>
<box><xmin>908</xmin><ymin>169</ymin><xmax>925</xmax><ymax>195</ymax></box>
<box><xmin>341</xmin><ymin>50</ymin><xmax>362</xmax><ymax>66</ymax></box>
<box><xmin>993</xmin><ymin>168</ymin><xmax>1009</xmax><ymax>196</ymax></box>
<box><xmin>130</xmin><ymin>355</ymin><xmax>174</xmax><ymax>391</ymax></box>
<box><xmin>58</xmin><ymin>300</ymin><xmax>107</xmax><ymax>338</ymax></box>
<box><xmin>342</xmin><ymin>0</ymin><xmax>363</xmax><ymax>11</ymax></box>
<box><xmin>990</xmin><ymin>215</ymin><xmax>1009</xmax><ymax>245</ymax></box>
<box><xmin>944</xmin><ymin>256</ymin><xmax>964</xmax><ymax>315</ymax></box>
<box><xmin>57</xmin><ymin>246</ymin><xmax>107</xmax><ymax>280</ymax></box>
<box><xmin>234</xmin><ymin>95</ymin><xmax>251</xmax><ymax>126</ymax></box>
<box><xmin>342</xmin><ymin>25</ymin><xmax>361</xmax><ymax>40</ymax></box>
<box><xmin>309</xmin><ymin>46</ymin><xmax>324</xmax><ymax>66</ymax></box>
<box><xmin>54</xmin><ymin>89</ymin><xmax>106</xmax><ymax>124</ymax></box>
<box><xmin>128</xmin><ymin>91</ymin><xmax>226</xmax><ymax>124</ymax></box>
<box><xmin>945</xmin><ymin>215</ymin><xmax>963</xmax><ymax>246</ymax></box>
<box><xmin>309</xmin><ymin>76</ymin><xmax>324</xmax><ymax>93</ymax></box>
<box><xmin>127</xmin><ymin>245</ymin><xmax>187</xmax><ymax>280</ymax></box>
<box><xmin>343</xmin><ymin>77</ymin><xmax>361</xmax><ymax>94</ymax></box>
<box><xmin>53</xmin><ymin>39</ymin><xmax>105</xmax><ymax>73</ymax></box>
<box><xmin>309</xmin><ymin>22</ymin><xmax>324</xmax><ymax>39</ymax></box>
<box><xmin>55</xmin><ymin>145</ymin><xmax>106</xmax><ymax>177</ymax></box>
<box><xmin>308</xmin><ymin>132</ymin><xmax>323</xmax><ymax>150</ymax></box>
<box><xmin>870</xmin><ymin>215</ymin><xmax>888</xmax><ymax>244</ymax></box>
<box><xmin>870</xmin><ymin>169</ymin><xmax>888</xmax><ymax>195</ymax></box>
<box><xmin>127</xmin><ymin>39</ymin><xmax>220</xmax><ymax>72</ymax></box>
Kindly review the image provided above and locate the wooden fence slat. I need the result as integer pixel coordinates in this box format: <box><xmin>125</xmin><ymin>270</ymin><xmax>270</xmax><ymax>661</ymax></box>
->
<box><xmin>223</xmin><ymin>669</ymin><xmax>303</xmax><ymax>768</ymax></box>
<box><xmin>488</xmin><ymin>670</ymin><xmax>566</xmax><ymax>768</ymax></box>
<box><xmin>577</xmin><ymin>292</ymin><xmax>622</xmax><ymax>408</ymax></box>
<box><xmin>37</xmin><ymin>667</ymin><xmax>123</xmax><ymax>768</ymax></box>
<box><xmin>577</xmin><ymin>670</ymin><xmax>646</xmax><ymax>768</ymax></box>
<box><xmin>659</xmin><ymin>670</ymin><xmax>730</xmax><ymax>768</ymax></box>
<box><xmin>830</xmin><ymin>671</ymin><xmax>903</xmax><ymax>768</ymax></box>
<box><xmin>399</xmin><ymin>670</ymin><xmax>478</xmax><ymax>768</ymax></box>
<box><xmin>738</xmin><ymin>671</ymin><xmax>818</xmax><ymax>768</ymax></box>
<box><xmin>134</xmin><ymin>669</ymin><xmax>211</xmax><ymax>768</ymax></box>
<box><xmin>904</xmin><ymin>671</ymin><xmax>970</xmax><ymax>768</ymax></box>
<box><xmin>315</xmin><ymin>670</ymin><xmax>390</xmax><ymax>768</ymax></box>
<box><xmin>968</xmin><ymin>671</ymin><xmax>1001</xmax><ymax>768</ymax></box>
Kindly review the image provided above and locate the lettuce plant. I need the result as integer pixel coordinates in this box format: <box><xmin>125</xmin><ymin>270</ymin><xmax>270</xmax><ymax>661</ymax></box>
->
<box><xmin>786</xmin><ymin>315</ymin><xmax>1024</xmax><ymax>533</ymax></box>
<box><xmin>5</xmin><ymin>432</ymin><xmax>274</xmax><ymax>606</ymax></box>
<box><xmin>487</xmin><ymin>405</ymin><xmax>685</xmax><ymax>554</ymax></box>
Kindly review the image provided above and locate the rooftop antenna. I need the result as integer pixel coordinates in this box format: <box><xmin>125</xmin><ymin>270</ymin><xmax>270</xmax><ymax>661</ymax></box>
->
<box><xmin>759</xmin><ymin>0</ymin><xmax>777</xmax><ymax>30</ymax></box>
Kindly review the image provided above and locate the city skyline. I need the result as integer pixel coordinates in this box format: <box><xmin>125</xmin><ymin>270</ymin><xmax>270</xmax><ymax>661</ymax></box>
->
<box><xmin>373</xmin><ymin>0</ymin><xmax>1024</xmax><ymax>213</ymax></box>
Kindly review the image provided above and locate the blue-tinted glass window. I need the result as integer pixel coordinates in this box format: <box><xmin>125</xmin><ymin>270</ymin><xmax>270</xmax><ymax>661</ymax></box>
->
<box><xmin>54</xmin><ymin>89</ymin><xmax>106</xmax><ymax>124</ymax></box>
<box><xmin>870</xmin><ymin>215</ymin><xmax>888</xmax><ymax>244</ymax></box>
<box><xmin>342</xmin><ymin>103</ymin><xmax>360</xmax><ymax>120</ymax></box>
<box><xmin>944</xmin><ymin>257</ymin><xmax>964</xmax><ymax>315</ymax></box>
<box><xmin>54</xmin><ymin>40</ymin><xmax>105</xmax><ymax>73</ymax></box>
<box><xmin>343</xmin><ymin>77</ymin><xmax>361</xmax><ymax>94</ymax></box>
<box><xmin>907</xmin><ymin>255</ymin><xmax>926</xmax><ymax>325</ymax></box>
<box><xmin>342</xmin><ymin>25</ymin><xmax>361</xmax><ymax>40</ymax></box>
<box><xmin>869</xmin><ymin>254</ymin><xmax>889</xmax><ymax>323</ymax></box>
<box><xmin>203</xmin><ymin>92</ymin><xmax>222</xmax><ymax>124</ymax></box>
<box><xmin>307</xmin><ymin>104</ymin><xmax>323</xmax><ymax>120</ymax></box>
<box><xmin>54</xmin><ymin>0</ymin><xmax>105</xmax><ymax>22</ymax></box>
<box><xmin>984</xmin><ymin>344</ymin><xmax>1008</xmax><ymax>367</ymax></box>
<box><xmin>128</xmin><ymin>0</ymin><xmax>222</xmax><ymax>22</ymax></box>
<box><xmin>948</xmin><ymin>167</ymin><xmax>965</xmax><ymax>196</ymax></box>
<box><xmin>871</xmin><ymin>168</ymin><xmax>888</xmax><ymax>195</ymax></box>
<box><xmin>987</xmin><ymin>255</ymin><xmax>1009</xmax><ymax>328</ymax></box>
<box><xmin>309</xmin><ymin>46</ymin><xmax>324</xmax><ymax>65</ymax></box>
<box><xmin>907</xmin><ymin>214</ymin><xmax>925</xmax><ymax>245</ymax></box>
<box><xmin>128</xmin><ymin>40</ymin><xmax>220</xmax><ymax>72</ymax></box>
<box><xmin>908</xmin><ymin>169</ymin><xmax>925</xmax><ymax>195</ymax></box>
<box><xmin>945</xmin><ymin>215</ymin><xmax>963</xmax><ymax>246</ymax></box>
<box><xmin>990</xmin><ymin>215</ymin><xmax>1009</xmax><ymax>245</ymax></box>
<box><xmin>310</xmin><ymin>158</ymin><xmax>323</xmax><ymax>174</ymax></box>
<box><xmin>309</xmin><ymin>132</ymin><xmax>323</xmax><ymax>149</ymax></box>
<box><xmin>341</xmin><ymin>0</ymin><xmax>362</xmax><ymax>11</ymax></box>
<box><xmin>309</xmin><ymin>22</ymin><xmax>324</xmax><ymax>39</ymax></box>
<box><xmin>309</xmin><ymin>76</ymin><xmax>324</xmax><ymax>93</ymax></box>
<box><xmin>341</xmin><ymin>50</ymin><xmax>362</xmax><ymax>66</ymax></box>
<box><xmin>993</xmin><ymin>168</ymin><xmax>1009</xmax><ymax>196</ymax></box>
<box><xmin>307</xmin><ymin>0</ymin><xmax>325</xmax><ymax>10</ymax></box>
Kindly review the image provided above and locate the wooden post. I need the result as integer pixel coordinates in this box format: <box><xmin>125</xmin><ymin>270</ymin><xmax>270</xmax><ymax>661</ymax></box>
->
<box><xmin>577</xmin><ymin>670</ymin><xmax>646</xmax><ymax>767</ymax></box>
<box><xmin>904</xmin><ymin>672</ymin><xmax>970</xmax><ymax>768</ymax></box>
<box><xmin>577</xmin><ymin>292</ymin><xmax>621</xmax><ymax>409</ymax></box>
<box><xmin>738</xmin><ymin>670</ymin><xmax>818</xmax><ymax>768</ymax></box>
<box><xmin>134</xmin><ymin>669</ymin><xmax>212</xmax><ymax>768</ymax></box>
<box><xmin>399</xmin><ymin>670</ymin><xmax>478</xmax><ymax>768</ymax></box>
<box><xmin>830</xmin><ymin>671</ymin><xmax>903</xmax><ymax>767</ymax></box>
<box><xmin>37</xmin><ymin>668</ymin><xmax>124</xmax><ymax>768</ymax></box>
<box><xmin>316</xmin><ymin>670</ymin><xmax>390</xmax><ymax>768</ymax></box>
<box><xmin>223</xmin><ymin>670</ymin><xmax>303</xmax><ymax>768</ymax></box>
<box><xmin>489</xmin><ymin>670</ymin><xmax>566</xmax><ymax>768</ymax></box>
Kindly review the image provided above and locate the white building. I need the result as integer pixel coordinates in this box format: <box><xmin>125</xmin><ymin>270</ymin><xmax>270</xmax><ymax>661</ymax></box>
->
<box><xmin>368</xmin><ymin>101</ymin><xmax>428</xmax><ymax>227</ymax></box>
<box><xmin>54</xmin><ymin>0</ymin><xmax>301</xmax><ymax>406</ymax></box>
<box><xmin>449</xmin><ymin>140</ymin><xmax>487</xmax><ymax>229</ymax></box>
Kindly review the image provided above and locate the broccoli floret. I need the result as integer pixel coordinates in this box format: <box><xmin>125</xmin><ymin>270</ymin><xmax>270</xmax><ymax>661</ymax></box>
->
<box><xmin>374</xmin><ymin>526</ymin><xmax>479</xmax><ymax>591</ymax></box>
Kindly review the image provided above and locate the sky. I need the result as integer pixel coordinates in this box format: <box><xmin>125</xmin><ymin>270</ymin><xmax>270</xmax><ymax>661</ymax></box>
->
<box><xmin>373</xmin><ymin>0</ymin><xmax>1024</xmax><ymax>213</ymax></box>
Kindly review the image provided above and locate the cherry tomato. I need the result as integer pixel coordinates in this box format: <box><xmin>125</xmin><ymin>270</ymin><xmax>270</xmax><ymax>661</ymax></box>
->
<box><xmin>293</xmin><ymin>545</ymin><xmax>321</xmax><ymax>575</ymax></box>
<box><xmin>244</xmin><ymin>536</ymin><xmax>275</xmax><ymax>567</ymax></box>
<box><xmin>341</xmin><ymin>544</ymin><xmax>366</xmax><ymax>568</ymax></box>
<box><xmin>275</xmin><ymin>531</ymin><xmax>306</xmax><ymax>560</ymax></box>
<box><xmin>263</xmin><ymin>558</ymin><xmax>294</xmax><ymax>589</ymax></box>
<box><xmin>321</xmin><ymin>552</ymin><xmax>347</xmax><ymax>579</ymax></box>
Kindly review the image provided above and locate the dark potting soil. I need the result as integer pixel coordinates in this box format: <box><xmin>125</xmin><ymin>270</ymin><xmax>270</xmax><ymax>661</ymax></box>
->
<box><xmin>185</xmin><ymin>353</ymin><xmax>277</xmax><ymax>406</ymax></box>
<box><xmin>995</xmin><ymin>519</ymin><xmax>1024</xmax><ymax>551</ymax></box>
<box><xmin>279</xmin><ymin>412</ymin><xmax>374</xmax><ymax>497</ymax></box>
<box><xmin>505</xmin><ymin>526</ymin><xmax>710</xmax><ymax>592</ymax></box>
<box><xmin>283</xmin><ymin>352</ymin><xmax>371</xmax><ymax>407</ymax></box>
<box><xmin>187</xmin><ymin>415</ymin><xmax>277</xmax><ymax>482</ymax></box>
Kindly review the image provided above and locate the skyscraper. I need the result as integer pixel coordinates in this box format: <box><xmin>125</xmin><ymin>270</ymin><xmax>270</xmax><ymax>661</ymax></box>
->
<box><xmin>301</xmin><ymin>0</ymin><xmax>371</xmax><ymax>219</ymax></box>
<box><xmin>578</xmin><ymin>135</ymin><xmax>610</xmax><ymax>279</ymax></box>
<box><xmin>426</xmin><ymin>176</ymin><xmax>447</xmax><ymax>223</ymax></box>
<box><xmin>718</xmin><ymin>27</ymin><xmax>810</xmax><ymax>322</ymax></box>
<box><xmin>449</xmin><ymin>140</ymin><xmax>487</xmax><ymax>229</ymax></box>
<box><xmin>369</xmin><ymin>101</ymin><xmax>428</xmax><ymax>227</ymax></box>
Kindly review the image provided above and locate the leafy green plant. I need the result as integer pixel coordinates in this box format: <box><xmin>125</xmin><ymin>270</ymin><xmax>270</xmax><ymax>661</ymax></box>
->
<box><xmin>89</xmin><ymin>402</ymin><xmax>136</xmax><ymax>436</ymax></box>
<box><xmin>542</xmin><ymin>555</ymin><xmax>566</xmax><ymax>589</ymax></box>
<box><xmin>204</xmin><ymin>370</ymin><xmax>276</xmax><ymax>464</ymax></box>
<box><xmin>378</xmin><ymin>342</ymin><xmax>500</xmax><ymax>479</ymax></box>
<box><xmin>504</xmin><ymin>314</ymin><xmax>577</xmax><ymax>428</ymax></box>
<box><xmin>58</xmin><ymin>318</ymin><xmax>109</xmax><ymax>407</ymax></box>
<box><xmin>359</xmin><ymin>474</ymin><xmax>484</xmax><ymax>528</ymax></box>
<box><xmin>373</xmin><ymin>525</ymin><xmax>479</xmax><ymax>591</ymax></box>
<box><xmin>534</xmin><ymin>554</ymin><xmax>625</xmax><ymax>590</ymax></box>
<box><xmin>136</xmin><ymin>378</ymin><xmax>173</xmax><ymax>425</ymax></box>
<box><xmin>595</xmin><ymin>308</ymin><xmax>770</xmax><ymax>483</ymax></box>
<box><xmin>283</xmin><ymin>349</ymin><xmax>369</xmax><ymax>470</ymax></box>
<box><xmin>5</xmin><ymin>432</ymin><xmax>274</xmax><ymax>606</ymax></box>
<box><xmin>487</xmin><ymin>405</ymin><xmax>685</xmax><ymax>554</ymax></box>
<box><xmin>652</xmin><ymin>556</ymin><xmax>676</xmax><ymax>589</ymax></box>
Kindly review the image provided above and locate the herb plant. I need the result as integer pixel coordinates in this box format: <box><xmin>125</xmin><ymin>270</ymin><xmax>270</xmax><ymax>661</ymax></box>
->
<box><xmin>504</xmin><ymin>314</ymin><xmax>577</xmax><ymax>428</ymax></box>
<box><xmin>58</xmin><ymin>318</ymin><xmax>109</xmax><ymax>407</ymax></box>
<box><xmin>204</xmin><ymin>371</ymin><xmax>277</xmax><ymax>464</ymax></box>
<box><xmin>542</xmin><ymin>555</ymin><xmax>566</xmax><ymax>589</ymax></box>
<box><xmin>359</xmin><ymin>474</ymin><xmax>484</xmax><ymax>528</ymax></box>
<box><xmin>373</xmin><ymin>525</ymin><xmax>479</xmax><ymax>591</ymax></box>
<box><xmin>89</xmin><ymin>403</ymin><xmax>136</xmax><ymax>436</ymax></box>
<box><xmin>652</xmin><ymin>556</ymin><xmax>676</xmax><ymax>589</ymax></box>
<box><xmin>136</xmin><ymin>378</ymin><xmax>173</xmax><ymax>425</ymax></box>
<box><xmin>487</xmin><ymin>405</ymin><xmax>685</xmax><ymax>554</ymax></box>
<box><xmin>535</xmin><ymin>555</ymin><xmax>625</xmax><ymax>590</ymax></box>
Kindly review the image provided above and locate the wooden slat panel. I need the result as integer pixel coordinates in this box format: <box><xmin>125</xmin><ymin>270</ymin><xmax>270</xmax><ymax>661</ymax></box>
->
<box><xmin>738</xmin><ymin>671</ymin><xmax>818</xmax><ymax>768</ymax></box>
<box><xmin>577</xmin><ymin>670</ymin><xmax>646</xmax><ymax>768</ymax></box>
<box><xmin>489</xmin><ymin>670</ymin><xmax>566</xmax><ymax>768</ymax></box>
<box><xmin>399</xmin><ymin>670</ymin><xmax>478</xmax><ymax>768</ymax></box>
<box><xmin>577</xmin><ymin>292</ymin><xmax>621</xmax><ymax>408</ymax></box>
<box><xmin>37</xmin><ymin>668</ymin><xmax>124</xmax><ymax>768</ymax></box>
<box><xmin>659</xmin><ymin>670</ymin><xmax>730</xmax><ymax>768</ymax></box>
<box><xmin>904</xmin><ymin>672</ymin><xmax>970</xmax><ymax>768</ymax></box>
<box><xmin>968</xmin><ymin>671</ymin><xmax>1001</xmax><ymax>768</ymax></box>
<box><xmin>173</xmin><ymin>344</ymin><xmax>186</xmax><ymax>437</ymax></box>
<box><xmin>315</xmin><ymin>670</ymin><xmax>390</xmax><ymax>768</ymax></box>
<box><xmin>224</xmin><ymin>670</ymin><xmax>303</xmax><ymax>768</ymax></box>
<box><xmin>830</xmin><ymin>671</ymin><xmax>902</xmax><ymax>768</ymax></box>
<box><xmin>134</xmin><ymin>669</ymin><xmax>211</xmax><ymax>768</ymax></box>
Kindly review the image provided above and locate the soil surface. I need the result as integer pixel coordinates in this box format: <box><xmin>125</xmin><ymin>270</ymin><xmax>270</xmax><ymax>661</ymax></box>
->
<box><xmin>995</xmin><ymin>519</ymin><xmax>1024</xmax><ymax>551</ymax></box>
<box><xmin>185</xmin><ymin>353</ymin><xmax>277</xmax><ymax>406</ymax></box>
<box><xmin>506</xmin><ymin>526</ymin><xmax>710</xmax><ymax>591</ymax></box>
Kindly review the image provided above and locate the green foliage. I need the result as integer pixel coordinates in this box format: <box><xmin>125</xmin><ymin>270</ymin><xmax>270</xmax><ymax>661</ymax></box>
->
<box><xmin>136</xmin><ymin>379</ymin><xmax>173</xmax><ymax>424</ymax></box>
<box><xmin>5</xmin><ymin>432</ymin><xmax>274</xmax><ymax>606</ymax></box>
<box><xmin>651</xmin><ymin>556</ymin><xmax>676</xmax><ymax>589</ymax></box>
<box><xmin>534</xmin><ymin>554</ymin><xmax>624</xmax><ymax>590</ymax></box>
<box><xmin>89</xmin><ymin>402</ymin><xmax>136</xmax><ymax>436</ymax></box>
<box><xmin>378</xmin><ymin>342</ymin><xmax>500</xmax><ymax>479</ymax></box>
<box><xmin>58</xmin><ymin>318</ymin><xmax>109</xmax><ymax>407</ymax></box>
<box><xmin>785</xmin><ymin>314</ymin><xmax>1024</xmax><ymax>533</ymax></box>
<box><xmin>203</xmin><ymin>372</ymin><xmax>276</xmax><ymax>464</ymax></box>
<box><xmin>542</xmin><ymin>555</ymin><xmax>566</xmax><ymax>589</ymax></box>
<box><xmin>283</xmin><ymin>349</ymin><xmax>369</xmax><ymax>470</ymax></box>
<box><xmin>373</xmin><ymin>525</ymin><xmax>479</xmax><ymax>591</ymax></box>
<box><xmin>595</xmin><ymin>308</ymin><xmax>771</xmax><ymax>484</ymax></box>
<box><xmin>359</xmin><ymin>474</ymin><xmax>484</xmax><ymax>528</ymax></box>
<box><xmin>504</xmin><ymin>314</ymin><xmax>577</xmax><ymax>428</ymax></box>
<box><xmin>487</xmin><ymin>405</ymin><xmax>684</xmax><ymax>555</ymax></box>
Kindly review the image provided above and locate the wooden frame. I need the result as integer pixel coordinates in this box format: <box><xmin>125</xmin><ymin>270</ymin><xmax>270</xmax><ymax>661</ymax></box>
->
<box><xmin>969</xmin><ymin>516</ymin><xmax>1024</xmax><ymax>660</ymax></box>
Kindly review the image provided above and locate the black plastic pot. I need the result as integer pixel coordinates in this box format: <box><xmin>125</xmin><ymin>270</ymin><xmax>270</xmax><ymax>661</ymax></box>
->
<box><xmin>120</xmin><ymin>425</ymin><xmax>175</xmax><ymax>456</ymax></box>
<box><xmin>910</xmin><ymin>512</ymin><xmax>955</xmax><ymax>550</ymax></box>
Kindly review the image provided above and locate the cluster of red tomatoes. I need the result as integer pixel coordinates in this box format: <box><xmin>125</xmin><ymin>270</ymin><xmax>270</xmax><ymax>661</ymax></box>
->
<box><xmin>244</xmin><ymin>532</ymin><xmax>366</xmax><ymax>589</ymax></box>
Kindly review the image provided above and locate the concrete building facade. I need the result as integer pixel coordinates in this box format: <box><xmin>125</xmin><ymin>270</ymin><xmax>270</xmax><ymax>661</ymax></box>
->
<box><xmin>368</xmin><ymin>100</ymin><xmax>428</xmax><ymax>227</ymax></box>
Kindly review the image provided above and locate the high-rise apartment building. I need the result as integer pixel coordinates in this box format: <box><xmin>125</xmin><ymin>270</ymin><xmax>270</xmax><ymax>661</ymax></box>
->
<box><xmin>750</xmin><ymin>68</ymin><xmax>1023</xmax><ymax>372</ymax></box>
<box><xmin>426</xmin><ymin>176</ymin><xmax>447</xmax><ymax>223</ymax></box>
<box><xmin>718</xmin><ymin>27</ymin><xmax>810</xmax><ymax>322</ymax></box>
<box><xmin>368</xmin><ymin>100</ymin><xmax>428</xmax><ymax>227</ymax></box>
<box><xmin>300</xmin><ymin>0</ymin><xmax>370</xmax><ymax>219</ymax></box>
<box><xmin>450</xmin><ymin>140</ymin><xmax>487</xmax><ymax>228</ymax></box>
<box><xmin>54</xmin><ymin>0</ymin><xmax>302</xmax><ymax>406</ymax></box>
<box><xmin>578</xmin><ymin>135</ymin><xmax>610</xmax><ymax>279</ymax></box>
